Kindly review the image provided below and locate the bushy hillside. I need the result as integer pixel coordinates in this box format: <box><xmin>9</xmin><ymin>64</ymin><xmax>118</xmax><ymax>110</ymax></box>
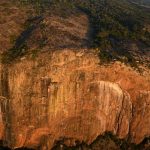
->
<box><xmin>0</xmin><ymin>0</ymin><xmax>150</xmax><ymax>69</ymax></box>
<box><xmin>73</xmin><ymin>0</ymin><xmax>150</xmax><ymax>68</ymax></box>
<box><xmin>1</xmin><ymin>0</ymin><xmax>92</xmax><ymax>63</ymax></box>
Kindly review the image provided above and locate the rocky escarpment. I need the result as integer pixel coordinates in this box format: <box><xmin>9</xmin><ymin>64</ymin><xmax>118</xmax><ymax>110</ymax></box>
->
<box><xmin>131</xmin><ymin>91</ymin><xmax>150</xmax><ymax>144</ymax></box>
<box><xmin>0</xmin><ymin>50</ymin><xmax>150</xmax><ymax>149</ymax></box>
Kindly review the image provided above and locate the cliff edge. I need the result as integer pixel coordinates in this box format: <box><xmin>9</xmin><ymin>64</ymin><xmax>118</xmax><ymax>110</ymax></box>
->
<box><xmin>0</xmin><ymin>50</ymin><xmax>150</xmax><ymax>149</ymax></box>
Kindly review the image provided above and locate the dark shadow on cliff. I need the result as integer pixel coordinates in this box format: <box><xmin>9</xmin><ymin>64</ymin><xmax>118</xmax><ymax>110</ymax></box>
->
<box><xmin>0</xmin><ymin>141</ymin><xmax>11</xmax><ymax>150</ymax></box>
<box><xmin>0</xmin><ymin>133</ymin><xmax>150</xmax><ymax>150</ymax></box>
<box><xmin>51</xmin><ymin>132</ymin><xmax>150</xmax><ymax>150</ymax></box>
<box><xmin>0</xmin><ymin>141</ymin><xmax>35</xmax><ymax>150</ymax></box>
<box><xmin>15</xmin><ymin>148</ymin><xmax>35</xmax><ymax>150</ymax></box>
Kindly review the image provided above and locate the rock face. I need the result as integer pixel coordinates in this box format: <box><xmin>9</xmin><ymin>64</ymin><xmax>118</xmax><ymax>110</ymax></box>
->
<box><xmin>131</xmin><ymin>91</ymin><xmax>150</xmax><ymax>144</ymax></box>
<box><xmin>0</xmin><ymin>50</ymin><xmax>150</xmax><ymax>149</ymax></box>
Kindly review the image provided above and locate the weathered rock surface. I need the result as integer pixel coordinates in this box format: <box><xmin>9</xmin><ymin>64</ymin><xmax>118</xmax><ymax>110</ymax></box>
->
<box><xmin>0</xmin><ymin>50</ymin><xmax>150</xmax><ymax>149</ymax></box>
<box><xmin>131</xmin><ymin>91</ymin><xmax>150</xmax><ymax>144</ymax></box>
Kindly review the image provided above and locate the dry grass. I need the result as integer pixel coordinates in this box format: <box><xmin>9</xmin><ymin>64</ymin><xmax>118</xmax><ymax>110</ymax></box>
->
<box><xmin>0</xmin><ymin>1</ymin><xmax>92</xmax><ymax>63</ymax></box>
<box><xmin>27</xmin><ymin>11</ymin><xmax>92</xmax><ymax>52</ymax></box>
<box><xmin>0</xmin><ymin>1</ymin><xmax>35</xmax><ymax>54</ymax></box>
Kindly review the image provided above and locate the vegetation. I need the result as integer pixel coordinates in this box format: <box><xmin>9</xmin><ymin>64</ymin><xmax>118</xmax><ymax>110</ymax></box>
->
<box><xmin>51</xmin><ymin>132</ymin><xmax>150</xmax><ymax>150</ymax></box>
<box><xmin>1</xmin><ymin>0</ymin><xmax>150</xmax><ymax>67</ymax></box>
<box><xmin>2</xmin><ymin>15</ymin><xmax>43</xmax><ymax>63</ymax></box>
<box><xmin>73</xmin><ymin>0</ymin><xmax>150</xmax><ymax>66</ymax></box>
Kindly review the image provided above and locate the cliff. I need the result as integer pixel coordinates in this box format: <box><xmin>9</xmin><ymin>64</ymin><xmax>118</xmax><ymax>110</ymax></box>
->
<box><xmin>0</xmin><ymin>1</ymin><xmax>150</xmax><ymax>149</ymax></box>
<box><xmin>0</xmin><ymin>50</ymin><xmax>150</xmax><ymax>149</ymax></box>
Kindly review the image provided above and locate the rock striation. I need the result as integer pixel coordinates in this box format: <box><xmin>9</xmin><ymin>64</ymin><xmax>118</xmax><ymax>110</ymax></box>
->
<box><xmin>0</xmin><ymin>50</ymin><xmax>150</xmax><ymax>149</ymax></box>
<box><xmin>131</xmin><ymin>91</ymin><xmax>150</xmax><ymax>144</ymax></box>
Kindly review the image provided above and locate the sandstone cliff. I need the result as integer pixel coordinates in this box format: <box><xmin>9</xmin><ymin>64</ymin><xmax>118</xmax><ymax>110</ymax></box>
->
<box><xmin>0</xmin><ymin>50</ymin><xmax>150</xmax><ymax>149</ymax></box>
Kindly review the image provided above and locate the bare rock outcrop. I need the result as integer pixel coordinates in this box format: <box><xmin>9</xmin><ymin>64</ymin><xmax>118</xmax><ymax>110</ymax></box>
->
<box><xmin>0</xmin><ymin>50</ymin><xmax>150</xmax><ymax>149</ymax></box>
<box><xmin>131</xmin><ymin>91</ymin><xmax>150</xmax><ymax>144</ymax></box>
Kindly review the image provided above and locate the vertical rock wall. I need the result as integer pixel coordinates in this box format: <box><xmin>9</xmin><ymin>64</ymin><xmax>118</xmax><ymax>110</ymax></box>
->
<box><xmin>0</xmin><ymin>50</ymin><xmax>149</xmax><ymax>149</ymax></box>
